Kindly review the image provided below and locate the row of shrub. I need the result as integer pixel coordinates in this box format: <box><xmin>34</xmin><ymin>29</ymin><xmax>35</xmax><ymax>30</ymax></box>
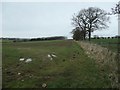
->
<box><xmin>30</xmin><ymin>36</ymin><xmax>67</xmax><ymax>41</ymax></box>
<box><xmin>10</xmin><ymin>36</ymin><xmax>67</xmax><ymax>42</ymax></box>
<box><xmin>92</xmin><ymin>36</ymin><xmax>120</xmax><ymax>39</ymax></box>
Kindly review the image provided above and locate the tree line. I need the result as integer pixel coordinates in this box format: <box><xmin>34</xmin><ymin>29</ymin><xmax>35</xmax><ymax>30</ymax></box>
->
<box><xmin>71</xmin><ymin>1</ymin><xmax>120</xmax><ymax>41</ymax></box>
<box><xmin>1</xmin><ymin>36</ymin><xmax>67</xmax><ymax>42</ymax></box>
<box><xmin>30</xmin><ymin>36</ymin><xmax>67</xmax><ymax>41</ymax></box>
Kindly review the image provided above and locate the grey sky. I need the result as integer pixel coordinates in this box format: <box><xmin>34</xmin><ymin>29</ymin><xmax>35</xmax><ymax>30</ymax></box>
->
<box><xmin>2</xmin><ymin>2</ymin><xmax>119</xmax><ymax>38</ymax></box>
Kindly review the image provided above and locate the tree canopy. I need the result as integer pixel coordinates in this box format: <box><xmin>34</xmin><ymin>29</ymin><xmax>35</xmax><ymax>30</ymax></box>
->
<box><xmin>71</xmin><ymin>27</ymin><xmax>86</xmax><ymax>41</ymax></box>
<box><xmin>72</xmin><ymin>7</ymin><xmax>110</xmax><ymax>41</ymax></box>
<box><xmin>112</xmin><ymin>1</ymin><xmax>120</xmax><ymax>14</ymax></box>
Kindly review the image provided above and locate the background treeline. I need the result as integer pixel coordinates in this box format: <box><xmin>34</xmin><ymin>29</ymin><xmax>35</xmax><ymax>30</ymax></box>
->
<box><xmin>1</xmin><ymin>35</ymin><xmax>119</xmax><ymax>41</ymax></box>
<box><xmin>1</xmin><ymin>36</ymin><xmax>67</xmax><ymax>42</ymax></box>
<box><xmin>30</xmin><ymin>36</ymin><xmax>67</xmax><ymax>41</ymax></box>
<box><xmin>91</xmin><ymin>35</ymin><xmax>120</xmax><ymax>39</ymax></box>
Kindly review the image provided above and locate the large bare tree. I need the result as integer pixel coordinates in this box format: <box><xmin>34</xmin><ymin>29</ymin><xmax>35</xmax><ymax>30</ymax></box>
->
<box><xmin>72</xmin><ymin>7</ymin><xmax>110</xmax><ymax>41</ymax></box>
<box><xmin>111</xmin><ymin>1</ymin><xmax>120</xmax><ymax>38</ymax></box>
<box><xmin>72</xmin><ymin>9</ymin><xmax>88</xmax><ymax>40</ymax></box>
<box><xmin>112</xmin><ymin>1</ymin><xmax>120</xmax><ymax>14</ymax></box>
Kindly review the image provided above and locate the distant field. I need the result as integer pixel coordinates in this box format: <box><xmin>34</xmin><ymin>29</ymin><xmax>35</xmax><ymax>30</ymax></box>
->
<box><xmin>3</xmin><ymin>40</ymin><xmax>111</xmax><ymax>88</ymax></box>
<box><xmin>90</xmin><ymin>38</ymin><xmax>119</xmax><ymax>52</ymax></box>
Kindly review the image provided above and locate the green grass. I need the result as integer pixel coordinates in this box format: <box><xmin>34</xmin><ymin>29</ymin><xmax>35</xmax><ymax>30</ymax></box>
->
<box><xmin>90</xmin><ymin>38</ymin><xmax>119</xmax><ymax>52</ymax></box>
<box><xmin>3</xmin><ymin>40</ymin><xmax>111</xmax><ymax>88</ymax></box>
<box><xmin>0</xmin><ymin>40</ymin><xmax>2</xmax><ymax>88</ymax></box>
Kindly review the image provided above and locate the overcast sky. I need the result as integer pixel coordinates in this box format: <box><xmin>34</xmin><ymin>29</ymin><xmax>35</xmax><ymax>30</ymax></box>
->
<box><xmin>1</xmin><ymin>1</ymin><xmax>119</xmax><ymax>38</ymax></box>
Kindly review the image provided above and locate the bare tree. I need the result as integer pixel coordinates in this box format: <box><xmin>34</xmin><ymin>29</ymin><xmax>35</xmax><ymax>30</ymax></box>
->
<box><xmin>72</xmin><ymin>9</ymin><xmax>88</xmax><ymax>40</ymax></box>
<box><xmin>72</xmin><ymin>7</ymin><xmax>110</xmax><ymax>41</ymax></box>
<box><xmin>112</xmin><ymin>1</ymin><xmax>120</xmax><ymax>14</ymax></box>
<box><xmin>111</xmin><ymin>1</ymin><xmax>120</xmax><ymax>36</ymax></box>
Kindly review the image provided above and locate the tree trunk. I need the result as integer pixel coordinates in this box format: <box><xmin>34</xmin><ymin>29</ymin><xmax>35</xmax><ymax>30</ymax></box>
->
<box><xmin>84</xmin><ymin>33</ymin><xmax>86</xmax><ymax>40</ymax></box>
<box><xmin>88</xmin><ymin>23</ymin><xmax>92</xmax><ymax>41</ymax></box>
<box><xmin>88</xmin><ymin>30</ymin><xmax>91</xmax><ymax>41</ymax></box>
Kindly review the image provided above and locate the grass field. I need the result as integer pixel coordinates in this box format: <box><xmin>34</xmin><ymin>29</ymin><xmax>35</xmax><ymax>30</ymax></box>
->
<box><xmin>90</xmin><ymin>38</ymin><xmax>119</xmax><ymax>52</ymax></box>
<box><xmin>0</xmin><ymin>40</ymin><xmax>2</xmax><ymax>89</ymax></box>
<box><xmin>2</xmin><ymin>40</ymin><xmax>111</xmax><ymax>88</ymax></box>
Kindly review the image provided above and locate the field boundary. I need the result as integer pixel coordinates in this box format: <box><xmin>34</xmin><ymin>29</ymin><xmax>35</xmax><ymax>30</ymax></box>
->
<box><xmin>76</xmin><ymin>41</ymin><xmax>119</xmax><ymax>88</ymax></box>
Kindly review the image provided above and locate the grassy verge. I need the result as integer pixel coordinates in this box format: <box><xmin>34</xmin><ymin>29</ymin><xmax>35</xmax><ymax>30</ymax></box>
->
<box><xmin>77</xmin><ymin>41</ymin><xmax>118</xmax><ymax>88</ymax></box>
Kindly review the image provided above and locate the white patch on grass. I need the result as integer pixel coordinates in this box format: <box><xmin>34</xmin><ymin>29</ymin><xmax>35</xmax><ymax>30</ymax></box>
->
<box><xmin>47</xmin><ymin>53</ymin><xmax>57</xmax><ymax>60</ymax></box>
<box><xmin>51</xmin><ymin>54</ymin><xmax>57</xmax><ymax>57</ymax></box>
<box><xmin>19</xmin><ymin>58</ymin><xmax>25</xmax><ymax>61</ymax></box>
<box><xmin>25</xmin><ymin>58</ymin><xmax>32</xmax><ymax>63</ymax></box>
<box><xmin>47</xmin><ymin>54</ymin><xmax>51</xmax><ymax>58</ymax></box>
<box><xmin>47</xmin><ymin>54</ymin><xmax>53</xmax><ymax>60</ymax></box>
<box><xmin>50</xmin><ymin>57</ymin><xmax>53</xmax><ymax>60</ymax></box>
<box><xmin>21</xmin><ymin>79</ymin><xmax>24</xmax><ymax>82</ymax></box>
<box><xmin>18</xmin><ymin>73</ymin><xmax>21</xmax><ymax>75</ymax></box>
<box><xmin>42</xmin><ymin>83</ymin><xmax>47</xmax><ymax>88</ymax></box>
<box><xmin>29</xmin><ymin>75</ymin><xmax>32</xmax><ymax>78</ymax></box>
